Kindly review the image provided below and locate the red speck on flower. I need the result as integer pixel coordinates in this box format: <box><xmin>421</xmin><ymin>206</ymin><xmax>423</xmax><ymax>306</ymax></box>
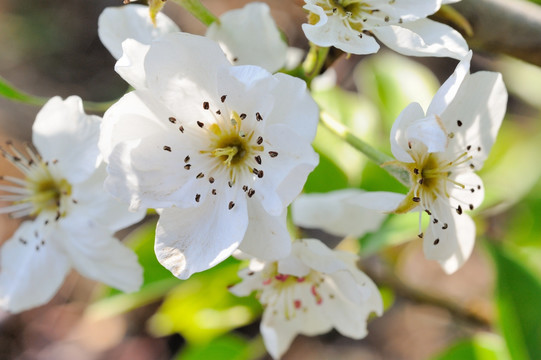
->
<box><xmin>294</xmin><ymin>299</ymin><xmax>302</xmax><ymax>309</ymax></box>
<box><xmin>275</xmin><ymin>274</ymin><xmax>290</xmax><ymax>282</ymax></box>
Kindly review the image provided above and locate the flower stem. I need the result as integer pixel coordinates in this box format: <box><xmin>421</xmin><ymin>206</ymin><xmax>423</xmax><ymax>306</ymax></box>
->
<box><xmin>319</xmin><ymin>111</ymin><xmax>410</xmax><ymax>186</ymax></box>
<box><xmin>170</xmin><ymin>0</ymin><xmax>219</xmax><ymax>26</ymax></box>
<box><xmin>302</xmin><ymin>44</ymin><xmax>330</xmax><ymax>87</ymax></box>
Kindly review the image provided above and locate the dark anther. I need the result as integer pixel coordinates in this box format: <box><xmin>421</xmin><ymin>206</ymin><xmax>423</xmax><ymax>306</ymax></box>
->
<box><xmin>197</xmin><ymin>121</ymin><xmax>204</xmax><ymax>128</ymax></box>
<box><xmin>256</xmin><ymin>112</ymin><xmax>263</xmax><ymax>121</ymax></box>
<box><xmin>269</xmin><ymin>151</ymin><xmax>278</xmax><ymax>157</ymax></box>
<box><xmin>248</xmin><ymin>189</ymin><xmax>255</xmax><ymax>198</ymax></box>
<box><xmin>163</xmin><ymin>146</ymin><xmax>172</xmax><ymax>152</ymax></box>
<box><xmin>412</xmin><ymin>196</ymin><xmax>421</xmax><ymax>202</ymax></box>
<box><xmin>240</xmin><ymin>113</ymin><xmax>247</xmax><ymax>120</ymax></box>
<box><xmin>456</xmin><ymin>205</ymin><xmax>463</xmax><ymax>215</ymax></box>
<box><xmin>413</xmin><ymin>168</ymin><xmax>419</xmax><ymax>174</ymax></box>
<box><xmin>184</xmin><ymin>156</ymin><xmax>190</xmax><ymax>163</ymax></box>
<box><xmin>434</xmin><ymin>238</ymin><xmax>440</xmax><ymax>245</ymax></box>
<box><xmin>221</xmin><ymin>95</ymin><xmax>227</xmax><ymax>103</ymax></box>
<box><xmin>255</xmin><ymin>155</ymin><xmax>262</xmax><ymax>165</ymax></box>
<box><xmin>196</xmin><ymin>172</ymin><xmax>204</xmax><ymax>179</ymax></box>
<box><xmin>228</xmin><ymin>201</ymin><xmax>235</xmax><ymax>210</ymax></box>
<box><xmin>209</xmin><ymin>177</ymin><xmax>215</xmax><ymax>184</ymax></box>
<box><xmin>457</xmin><ymin>120</ymin><xmax>463</xmax><ymax>127</ymax></box>
<box><xmin>203</xmin><ymin>102</ymin><xmax>209</xmax><ymax>110</ymax></box>
<box><xmin>195</xmin><ymin>194</ymin><xmax>201</xmax><ymax>202</ymax></box>
<box><xmin>168</xmin><ymin>117</ymin><xmax>177</xmax><ymax>124</ymax></box>
<box><xmin>184</xmin><ymin>164</ymin><xmax>191</xmax><ymax>170</ymax></box>
<box><xmin>179</xmin><ymin>125</ymin><xmax>185</xmax><ymax>133</ymax></box>
<box><xmin>442</xmin><ymin>223</ymin><xmax>448</xmax><ymax>230</ymax></box>
<box><xmin>257</xmin><ymin>136</ymin><xmax>263</xmax><ymax>145</ymax></box>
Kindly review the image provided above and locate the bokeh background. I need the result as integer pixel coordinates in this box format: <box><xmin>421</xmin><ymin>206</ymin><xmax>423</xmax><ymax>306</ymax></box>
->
<box><xmin>1</xmin><ymin>0</ymin><xmax>541</xmax><ymax>359</ymax></box>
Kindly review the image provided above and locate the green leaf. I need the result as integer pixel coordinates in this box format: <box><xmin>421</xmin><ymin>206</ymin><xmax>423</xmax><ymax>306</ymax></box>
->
<box><xmin>304</xmin><ymin>150</ymin><xmax>348</xmax><ymax>193</ymax></box>
<box><xmin>0</xmin><ymin>76</ymin><xmax>47</xmax><ymax>105</ymax></box>
<box><xmin>311</xmin><ymin>86</ymin><xmax>379</xmax><ymax>185</ymax></box>
<box><xmin>148</xmin><ymin>258</ymin><xmax>262</xmax><ymax>344</ymax></box>
<box><xmin>360</xmin><ymin>212</ymin><xmax>423</xmax><ymax>255</ymax></box>
<box><xmin>489</xmin><ymin>244</ymin><xmax>541</xmax><ymax>360</ymax></box>
<box><xmin>353</xmin><ymin>52</ymin><xmax>439</xmax><ymax>131</ymax></box>
<box><xmin>178</xmin><ymin>334</ymin><xmax>255</xmax><ymax>360</ymax></box>
<box><xmin>431</xmin><ymin>334</ymin><xmax>510</xmax><ymax>360</ymax></box>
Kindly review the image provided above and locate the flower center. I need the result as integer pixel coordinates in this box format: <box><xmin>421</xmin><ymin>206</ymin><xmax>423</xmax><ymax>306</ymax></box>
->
<box><xmin>310</xmin><ymin>0</ymin><xmax>399</xmax><ymax>33</ymax></box>
<box><xmin>204</xmin><ymin>110</ymin><xmax>264</xmax><ymax>182</ymax></box>
<box><xmin>0</xmin><ymin>142</ymin><xmax>73</xmax><ymax>220</ymax></box>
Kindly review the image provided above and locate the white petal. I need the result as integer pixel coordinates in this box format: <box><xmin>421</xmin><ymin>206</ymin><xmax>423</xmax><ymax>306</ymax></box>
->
<box><xmin>33</xmin><ymin>96</ymin><xmax>101</xmax><ymax>184</ymax></box>
<box><xmin>155</xmin><ymin>193</ymin><xmax>249</xmax><ymax>279</ymax></box>
<box><xmin>100</xmin><ymin>90</ymin><xmax>193</xmax><ymax>210</ymax></box>
<box><xmin>255</xmin><ymin>124</ymin><xmax>319</xmax><ymax>215</ymax></box>
<box><xmin>301</xmin><ymin>4</ymin><xmax>380</xmax><ymax>55</ymax></box>
<box><xmin>366</xmin><ymin>0</ymin><xmax>440</xmax><ymax>20</ymax></box>
<box><xmin>423</xmin><ymin>209</ymin><xmax>476</xmax><ymax>274</ymax></box>
<box><xmin>0</xmin><ymin>221</ymin><xmax>70</xmax><ymax>313</ymax></box>
<box><xmin>441</xmin><ymin>71</ymin><xmax>507</xmax><ymax>168</ymax></box>
<box><xmin>293</xmin><ymin>239</ymin><xmax>348</xmax><ymax>274</ymax></box>
<box><xmin>206</xmin><ymin>2</ymin><xmax>287</xmax><ymax>72</ymax></box>
<box><xmin>238</xmin><ymin>202</ymin><xmax>292</xmax><ymax>261</ymax></box>
<box><xmin>265</xmin><ymin>73</ymin><xmax>319</xmax><ymax>143</ymax></box>
<box><xmin>427</xmin><ymin>51</ymin><xmax>472</xmax><ymax>115</ymax></box>
<box><xmin>260</xmin><ymin>306</ymin><xmax>300</xmax><ymax>359</ymax></box>
<box><xmin>320</xmin><ymin>271</ymin><xmax>381</xmax><ymax>339</ymax></box>
<box><xmin>68</xmin><ymin>165</ymin><xmax>145</xmax><ymax>232</ymax></box>
<box><xmin>373</xmin><ymin>19</ymin><xmax>468</xmax><ymax>60</ymax></box>
<box><xmin>390</xmin><ymin>102</ymin><xmax>426</xmax><ymax>162</ymax></box>
<box><xmin>448</xmin><ymin>172</ymin><xmax>485</xmax><ymax>211</ymax></box>
<box><xmin>115</xmin><ymin>39</ymin><xmax>151</xmax><ymax>90</ymax></box>
<box><xmin>98</xmin><ymin>4</ymin><xmax>180</xmax><ymax>60</ymax></box>
<box><xmin>292</xmin><ymin>190</ymin><xmax>402</xmax><ymax>237</ymax></box>
<box><xmin>57</xmin><ymin>224</ymin><xmax>143</xmax><ymax>292</ymax></box>
<box><xmin>144</xmin><ymin>33</ymin><xmax>231</xmax><ymax>108</ymax></box>
<box><xmin>405</xmin><ymin>114</ymin><xmax>448</xmax><ymax>153</ymax></box>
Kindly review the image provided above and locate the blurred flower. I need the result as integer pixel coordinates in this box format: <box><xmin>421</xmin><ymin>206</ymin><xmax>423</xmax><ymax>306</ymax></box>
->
<box><xmin>100</xmin><ymin>33</ymin><xmax>319</xmax><ymax>279</ymax></box>
<box><xmin>98</xmin><ymin>4</ymin><xmax>180</xmax><ymax>60</ymax></box>
<box><xmin>98</xmin><ymin>2</ymin><xmax>288</xmax><ymax>72</ymax></box>
<box><xmin>206</xmin><ymin>2</ymin><xmax>288</xmax><ymax>72</ymax></box>
<box><xmin>230</xmin><ymin>238</ymin><xmax>383</xmax><ymax>359</ymax></box>
<box><xmin>291</xmin><ymin>189</ymin><xmax>401</xmax><ymax>237</ymax></box>
<box><xmin>382</xmin><ymin>51</ymin><xmax>507</xmax><ymax>273</ymax></box>
<box><xmin>302</xmin><ymin>0</ymin><xmax>468</xmax><ymax>59</ymax></box>
<box><xmin>0</xmin><ymin>96</ymin><xmax>144</xmax><ymax>313</ymax></box>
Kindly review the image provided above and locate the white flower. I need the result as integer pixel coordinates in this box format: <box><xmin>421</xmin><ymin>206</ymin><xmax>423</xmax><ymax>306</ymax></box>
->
<box><xmin>0</xmin><ymin>96</ymin><xmax>145</xmax><ymax>313</ymax></box>
<box><xmin>98</xmin><ymin>4</ymin><xmax>181</xmax><ymax>60</ymax></box>
<box><xmin>230</xmin><ymin>239</ymin><xmax>383</xmax><ymax>359</ymax></box>
<box><xmin>381</xmin><ymin>51</ymin><xmax>506</xmax><ymax>273</ymax></box>
<box><xmin>302</xmin><ymin>0</ymin><xmax>468</xmax><ymax>59</ymax></box>
<box><xmin>99</xmin><ymin>33</ymin><xmax>319</xmax><ymax>279</ymax></box>
<box><xmin>291</xmin><ymin>189</ymin><xmax>402</xmax><ymax>237</ymax></box>
<box><xmin>206</xmin><ymin>2</ymin><xmax>288</xmax><ymax>73</ymax></box>
<box><xmin>98</xmin><ymin>2</ymin><xmax>288</xmax><ymax>72</ymax></box>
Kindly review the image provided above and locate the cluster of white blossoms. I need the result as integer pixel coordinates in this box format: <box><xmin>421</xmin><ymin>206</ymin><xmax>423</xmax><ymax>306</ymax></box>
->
<box><xmin>0</xmin><ymin>1</ymin><xmax>508</xmax><ymax>358</ymax></box>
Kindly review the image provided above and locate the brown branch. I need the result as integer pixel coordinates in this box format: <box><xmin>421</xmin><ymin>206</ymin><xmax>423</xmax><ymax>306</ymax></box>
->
<box><xmin>444</xmin><ymin>0</ymin><xmax>541</xmax><ymax>66</ymax></box>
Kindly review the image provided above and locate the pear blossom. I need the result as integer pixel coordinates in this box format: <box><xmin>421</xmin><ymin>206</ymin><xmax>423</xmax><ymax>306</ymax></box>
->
<box><xmin>99</xmin><ymin>33</ymin><xmax>319</xmax><ymax>279</ymax></box>
<box><xmin>302</xmin><ymin>0</ymin><xmax>468</xmax><ymax>59</ymax></box>
<box><xmin>382</xmin><ymin>51</ymin><xmax>506</xmax><ymax>273</ymax></box>
<box><xmin>0</xmin><ymin>96</ymin><xmax>144</xmax><ymax>313</ymax></box>
<box><xmin>98</xmin><ymin>4</ymin><xmax>180</xmax><ymax>60</ymax></box>
<box><xmin>206</xmin><ymin>2</ymin><xmax>288</xmax><ymax>72</ymax></box>
<box><xmin>98</xmin><ymin>2</ymin><xmax>288</xmax><ymax>72</ymax></box>
<box><xmin>231</xmin><ymin>238</ymin><xmax>383</xmax><ymax>359</ymax></box>
<box><xmin>292</xmin><ymin>189</ymin><xmax>403</xmax><ymax>237</ymax></box>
